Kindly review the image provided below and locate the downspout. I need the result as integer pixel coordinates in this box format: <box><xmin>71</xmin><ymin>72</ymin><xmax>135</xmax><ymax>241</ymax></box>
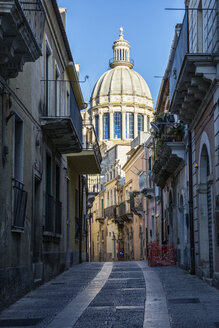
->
<box><xmin>186</xmin><ymin>0</ymin><xmax>195</xmax><ymax>275</ymax></box>
<box><xmin>188</xmin><ymin>130</ymin><xmax>195</xmax><ymax>274</ymax></box>
<box><xmin>144</xmin><ymin>142</ymin><xmax>148</xmax><ymax>258</ymax></box>
<box><xmin>66</xmin><ymin>177</ymin><xmax>70</xmax><ymax>269</ymax></box>
<box><xmin>161</xmin><ymin>188</ymin><xmax>164</xmax><ymax>244</ymax></box>
<box><xmin>79</xmin><ymin>176</ymin><xmax>82</xmax><ymax>264</ymax></box>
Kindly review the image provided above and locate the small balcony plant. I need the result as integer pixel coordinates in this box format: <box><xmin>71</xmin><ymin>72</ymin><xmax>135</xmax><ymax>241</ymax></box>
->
<box><xmin>167</xmin><ymin>124</ymin><xmax>184</xmax><ymax>142</ymax></box>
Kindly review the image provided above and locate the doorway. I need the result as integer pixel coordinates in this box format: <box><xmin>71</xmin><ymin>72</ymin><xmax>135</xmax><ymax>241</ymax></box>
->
<box><xmin>32</xmin><ymin>176</ymin><xmax>43</xmax><ymax>283</ymax></box>
<box><xmin>199</xmin><ymin>144</ymin><xmax>213</xmax><ymax>277</ymax></box>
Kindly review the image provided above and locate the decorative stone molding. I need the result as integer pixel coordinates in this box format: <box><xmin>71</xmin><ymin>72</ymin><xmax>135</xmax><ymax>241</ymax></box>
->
<box><xmin>0</xmin><ymin>0</ymin><xmax>45</xmax><ymax>79</ymax></box>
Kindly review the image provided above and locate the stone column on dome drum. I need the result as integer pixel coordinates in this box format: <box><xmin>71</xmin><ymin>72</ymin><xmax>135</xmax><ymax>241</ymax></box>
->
<box><xmin>134</xmin><ymin>113</ymin><xmax>138</xmax><ymax>138</ymax></box>
<box><xmin>110</xmin><ymin>111</ymin><xmax>114</xmax><ymax>139</ymax></box>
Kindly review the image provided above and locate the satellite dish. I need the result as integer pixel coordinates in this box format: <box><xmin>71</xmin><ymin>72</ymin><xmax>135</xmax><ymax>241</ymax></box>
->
<box><xmin>150</xmin><ymin>122</ymin><xmax>160</xmax><ymax>133</ymax></box>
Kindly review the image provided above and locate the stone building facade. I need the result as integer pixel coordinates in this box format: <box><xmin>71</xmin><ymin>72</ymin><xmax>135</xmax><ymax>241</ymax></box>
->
<box><xmin>0</xmin><ymin>0</ymin><xmax>101</xmax><ymax>310</ymax></box>
<box><xmin>151</xmin><ymin>0</ymin><xmax>219</xmax><ymax>287</ymax></box>
<box><xmin>88</xmin><ymin>28</ymin><xmax>154</xmax><ymax>262</ymax></box>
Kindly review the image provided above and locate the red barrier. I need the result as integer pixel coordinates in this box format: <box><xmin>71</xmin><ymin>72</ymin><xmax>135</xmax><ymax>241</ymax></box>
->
<box><xmin>148</xmin><ymin>242</ymin><xmax>175</xmax><ymax>267</ymax></box>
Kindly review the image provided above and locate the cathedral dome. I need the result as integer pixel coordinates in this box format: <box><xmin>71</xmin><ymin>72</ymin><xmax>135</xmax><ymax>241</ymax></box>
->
<box><xmin>90</xmin><ymin>28</ymin><xmax>152</xmax><ymax>107</ymax></box>
<box><xmin>91</xmin><ymin>66</ymin><xmax>152</xmax><ymax>105</ymax></box>
<box><xmin>89</xmin><ymin>28</ymin><xmax>153</xmax><ymax>145</ymax></box>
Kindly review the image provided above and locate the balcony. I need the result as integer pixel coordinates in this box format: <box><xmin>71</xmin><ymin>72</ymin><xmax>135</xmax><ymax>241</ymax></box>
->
<box><xmin>130</xmin><ymin>193</ymin><xmax>143</xmax><ymax>217</ymax></box>
<box><xmin>118</xmin><ymin>201</ymin><xmax>133</xmax><ymax>222</ymax></box>
<box><xmin>139</xmin><ymin>170</ymin><xmax>154</xmax><ymax>198</ymax></box>
<box><xmin>152</xmin><ymin>140</ymin><xmax>185</xmax><ymax>188</ymax></box>
<box><xmin>41</xmin><ymin>84</ymin><xmax>83</xmax><ymax>154</ymax></box>
<box><xmin>87</xmin><ymin>174</ymin><xmax>101</xmax><ymax>208</ymax></box>
<box><xmin>0</xmin><ymin>0</ymin><xmax>45</xmax><ymax>79</ymax></box>
<box><xmin>104</xmin><ymin>205</ymin><xmax>116</xmax><ymax>219</ymax></box>
<box><xmin>109</xmin><ymin>57</ymin><xmax>134</xmax><ymax>69</ymax></box>
<box><xmin>67</xmin><ymin>123</ymin><xmax>102</xmax><ymax>174</ymax></box>
<box><xmin>169</xmin><ymin>11</ymin><xmax>217</xmax><ymax>124</ymax></box>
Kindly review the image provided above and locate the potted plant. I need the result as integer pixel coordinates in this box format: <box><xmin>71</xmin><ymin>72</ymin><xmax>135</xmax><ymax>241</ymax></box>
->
<box><xmin>167</xmin><ymin>124</ymin><xmax>184</xmax><ymax>141</ymax></box>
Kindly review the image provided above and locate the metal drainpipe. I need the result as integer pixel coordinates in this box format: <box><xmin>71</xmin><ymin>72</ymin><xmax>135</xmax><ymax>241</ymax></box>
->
<box><xmin>144</xmin><ymin>142</ymin><xmax>148</xmax><ymax>258</ymax></box>
<box><xmin>79</xmin><ymin>176</ymin><xmax>82</xmax><ymax>264</ymax></box>
<box><xmin>161</xmin><ymin>188</ymin><xmax>164</xmax><ymax>244</ymax></box>
<box><xmin>66</xmin><ymin>177</ymin><xmax>70</xmax><ymax>269</ymax></box>
<box><xmin>188</xmin><ymin>130</ymin><xmax>195</xmax><ymax>274</ymax></box>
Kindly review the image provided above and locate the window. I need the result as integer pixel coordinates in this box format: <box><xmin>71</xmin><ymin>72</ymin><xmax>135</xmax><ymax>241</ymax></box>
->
<box><xmin>46</xmin><ymin>154</ymin><xmax>52</xmax><ymax>195</ymax></box>
<box><xmin>107</xmin><ymin>191</ymin><xmax>110</xmax><ymax>207</ymax></box>
<box><xmin>45</xmin><ymin>42</ymin><xmax>52</xmax><ymax>115</ymax></box>
<box><xmin>13</xmin><ymin>116</ymin><xmax>27</xmax><ymax>230</ymax></box>
<box><xmin>101</xmin><ymin>198</ymin><xmax>104</xmax><ymax>217</ymax></box>
<box><xmin>138</xmin><ymin>114</ymin><xmax>144</xmax><ymax>135</ymax></box>
<box><xmin>75</xmin><ymin>189</ymin><xmax>79</xmax><ymax>240</ymax></box>
<box><xmin>95</xmin><ymin>115</ymin><xmax>99</xmax><ymax>140</ymax></box>
<box><xmin>14</xmin><ymin>115</ymin><xmax>24</xmax><ymax>182</ymax></box>
<box><xmin>114</xmin><ymin>112</ymin><xmax>122</xmax><ymax>139</ymax></box>
<box><xmin>45</xmin><ymin>153</ymin><xmax>53</xmax><ymax>232</ymax></box>
<box><xmin>55</xmin><ymin>165</ymin><xmax>62</xmax><ymax>234</ymax></box>
<box><xmin>197</xmin><ymin>0</ymin><xmax>203</xmax><ymax>53</ymax></box>
<box><xmin>103</xmin><ymin>113</ymin><xmax>109</xmax><ymax>139</ymax></box>
<box><xmin>126</xmin><ymin>113</ymin><xmax>134</xmax><ymax>138</ymax></box>
<box><xmin>149</xmin><ymin>156</ymin><xmax>152</xmax><ymax>170</ymax></box>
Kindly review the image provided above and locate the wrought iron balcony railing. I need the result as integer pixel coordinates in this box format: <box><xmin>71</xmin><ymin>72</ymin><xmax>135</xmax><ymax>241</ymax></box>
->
<box><xmin>118</xmin><ymin>201</ymin><xmax>133</xmax><ymax>221</ymax></box>
<box><xmin>40</xmin><ymin>83</ymin><xmax>83</xmax><ymax>153</ymax></box>
<box><xmin>83</xmin><ymin>123</ymin><xmax>102</xmax><ymax>166</ymax></box>
<box><xmin>104</xmin><ymin>205</ymin><xmax>116</xmax><ymax>219</ymax></box>
<box><xmin>19</xmin><ymin>0</ymin><xmax>46</xmax><ymax>50</ymax></box>
<box><xmin>12</xmin><ymin>179</ymin><xmax>28</xmax><ymax>230</ymax></box>
<box><xmin>130</xmin><ymin>193</ymin><xmax>143</xmax><ymax>216</ymax></box>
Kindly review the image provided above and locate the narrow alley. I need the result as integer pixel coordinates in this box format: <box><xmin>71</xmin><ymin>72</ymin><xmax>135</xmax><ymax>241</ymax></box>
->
<box><xmin>1</xmin><ymin>261</ymin><xmax>219</xmax><ymax>328</ymax></box>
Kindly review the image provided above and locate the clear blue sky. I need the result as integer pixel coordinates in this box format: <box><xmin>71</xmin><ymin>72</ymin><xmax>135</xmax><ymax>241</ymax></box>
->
<box><xmin>57</xmin><ymin>0</ymin><xmax>185</xmax><ymax>107</ymax></box>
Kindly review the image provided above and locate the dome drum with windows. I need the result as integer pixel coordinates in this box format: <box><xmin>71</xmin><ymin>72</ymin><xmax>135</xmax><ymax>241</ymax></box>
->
<box><xmin>89</xmin><ymin>28</ymin><xmax>153</xmax><ymax>144</ymax></box>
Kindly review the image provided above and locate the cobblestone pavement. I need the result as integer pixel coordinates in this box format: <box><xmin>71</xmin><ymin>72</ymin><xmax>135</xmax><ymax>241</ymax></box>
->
<box><xmin>1</xmin><ymin>261</ymin><xmax>219</xmax><ymax>327</ymax></box>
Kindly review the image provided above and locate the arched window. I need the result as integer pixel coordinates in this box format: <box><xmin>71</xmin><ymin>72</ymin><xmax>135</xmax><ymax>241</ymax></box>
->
<box><xmin>103</xmin><ymin>113</ymin><xmax>109</xmax><ymax>139</ymax></box>
<box><xmin>138</xmin><ymin>114</ymin><xmax>144</xmax><ymax>135</ymax></box>
<box><xmin>114</xmin><ymin>112</ymin><xmax>122</xmax><ymax>139</ymax></box>
<box><xmin>95</xmin><ymin>115</ymin><xmax>99</xmax><ymax>140</ymax></box>
<box><xmin>126</xmin><ymin>113</ymin><xmax>134</xmax><ymax>139</ymax></box>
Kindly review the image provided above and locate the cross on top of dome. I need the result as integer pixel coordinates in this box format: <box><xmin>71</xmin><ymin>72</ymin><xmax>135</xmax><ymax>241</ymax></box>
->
<box><xmin>119</xmin><ymin>27</ymin><xmax>124</xmax><ymax>40</ymax></box>
<box><xmin>110</xmin><ymin>28</ymin><xmax>134</xmax><ymax>69</ymax></box>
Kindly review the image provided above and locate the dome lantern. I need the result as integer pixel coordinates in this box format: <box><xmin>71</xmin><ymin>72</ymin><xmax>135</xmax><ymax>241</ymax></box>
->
<box><xmin>109</xmin><ymin>27</ymin><xmax>134</xmax><ymax>69</ymax></box>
